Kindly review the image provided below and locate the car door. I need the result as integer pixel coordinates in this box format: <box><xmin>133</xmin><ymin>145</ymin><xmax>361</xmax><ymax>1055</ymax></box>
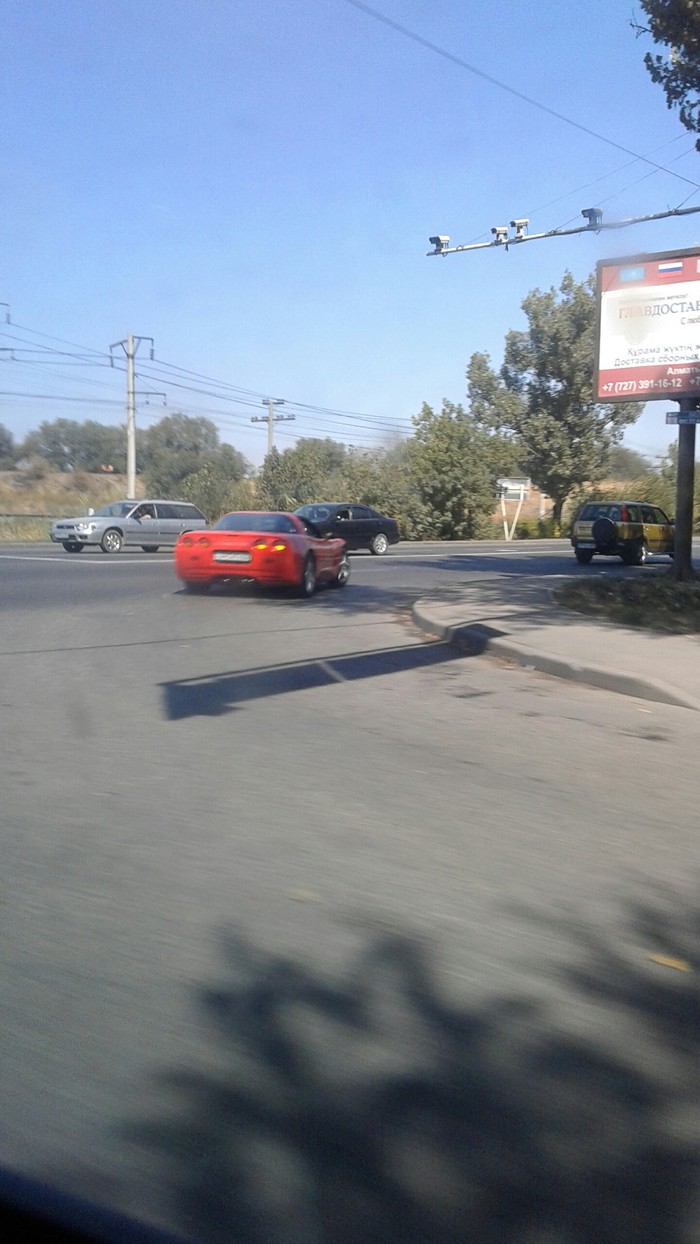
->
<box><xmin>350</xmin><ymin>504</ymin><xmax>383</xmax><ymax>549</ymax></box>
<box><xmin>331</xmin><ymin>506</ymin><xmax>361</xmax><ymax>550</ymax></box>
<box><xmin>124</xmin><ymin>503</ymin><xmax>156</xmax><ymax>546</ymax></box>
<box><xmin>299</xmin><ymin>517</ymin><xmax>336</xmax><ymax>576</ymax></box>
<box><xmin>640</xmin><ymin>503</ymin><xmax>662</xmax><ymax>554</ymax></box>
<box><xmin>654</xmin><ymin>506</ymin><xmax>674</xmax><ymax>553</ymax></box>
<box><xmin>155</xmin><ymin>503</ymin><xmax>183</xmax><ymax>546</ymax></box>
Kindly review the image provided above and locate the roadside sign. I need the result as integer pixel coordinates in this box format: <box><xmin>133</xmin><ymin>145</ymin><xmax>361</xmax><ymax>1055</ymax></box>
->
<box><xmin>594</xmin><ymin>247</ymin><xmax>700</xmax><ymax>403</ymax></box>
<box><xmin>497</xmin><ymin>478</ymin><xmax>530</xmax><ymax>541</ymax></box>
<box><xmin>666</xmin><ymin>412</ymin><xmax>700</xmax><ymax>424</ymax></box>
<box><xmin>497</xmin><ymin>477</ymin><xmax>530</xmax><ymax>500</ymax></box>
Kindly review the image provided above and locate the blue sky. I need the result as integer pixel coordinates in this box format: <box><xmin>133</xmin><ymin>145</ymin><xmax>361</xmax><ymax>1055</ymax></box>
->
<box><xmin>2</xmin><ymin>0</ymin><xmax>700</xmax><ymax>468</ymax></box>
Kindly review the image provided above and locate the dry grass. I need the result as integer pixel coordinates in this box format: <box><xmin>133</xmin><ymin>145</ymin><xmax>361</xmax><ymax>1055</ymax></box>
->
<box><xmin>0</xmin><ymin>471</ymin><xmax>143</xmax><ymax>540</ymax></box>
<box><xmin>554</xmin><ymin>573</ymin><xmax>700</xmax><ymax>633</ymax></box>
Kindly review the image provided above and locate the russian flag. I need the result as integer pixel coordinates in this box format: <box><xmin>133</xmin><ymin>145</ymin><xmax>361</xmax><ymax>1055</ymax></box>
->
<box><xmin>658</xmin><ymin>260</ymin><xmax>684</xmax><ymax>273</ymax></box>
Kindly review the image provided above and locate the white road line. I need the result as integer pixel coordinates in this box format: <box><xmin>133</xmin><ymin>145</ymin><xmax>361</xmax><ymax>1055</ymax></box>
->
<box><xmin>317</xmin><ymin>659</ymin><xmax>347</xmax><ymax>682</ymax></box>
<box><xmin>0</xmin><ymin>554</ymin><xmax>164</xmax><ymax>564</ymax></box>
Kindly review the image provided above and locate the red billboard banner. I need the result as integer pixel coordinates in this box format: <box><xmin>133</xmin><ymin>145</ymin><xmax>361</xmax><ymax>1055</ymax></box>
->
<box><xmin>595</xmin><ymin>247</ymin><xmax>700</xmax><ymax>402</ymax></box>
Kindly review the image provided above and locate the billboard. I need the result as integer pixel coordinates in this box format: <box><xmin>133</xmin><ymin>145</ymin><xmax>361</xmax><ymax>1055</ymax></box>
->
<box><xmin>594</xmin><ymin>247</ymin><xmax>700</xmax><ymax>403</ymax></box>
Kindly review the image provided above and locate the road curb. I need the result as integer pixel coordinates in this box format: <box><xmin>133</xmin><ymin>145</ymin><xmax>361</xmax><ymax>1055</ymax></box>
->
<box><xmin>412</xmin><ymin>600</ymin><xmax>700</xmax><ymax>712</ymax></box>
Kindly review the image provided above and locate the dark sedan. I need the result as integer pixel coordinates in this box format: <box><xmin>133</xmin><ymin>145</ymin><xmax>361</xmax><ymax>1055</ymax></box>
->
<box><xmin>294</xmin><ymin>503</ymin><xmax>399</xmax><ymax>554</ymax></box>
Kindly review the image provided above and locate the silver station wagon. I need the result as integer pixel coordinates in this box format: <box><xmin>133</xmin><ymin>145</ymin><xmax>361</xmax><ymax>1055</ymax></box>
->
<box><xmin>49</xmin><ymin>499</ymin><xmax>207</xmax><ymax>553</ymax></box>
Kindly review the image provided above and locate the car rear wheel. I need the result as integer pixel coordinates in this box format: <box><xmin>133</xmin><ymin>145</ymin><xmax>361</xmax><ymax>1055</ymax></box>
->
<box><xmin>330</xmin><ymin>554</ymin><xmax>350</xmax><ymax>587</ymax></box>
<box><xmin>141</xmin><ymin>545</ymin><xmax>159</xmax><ymax>552</ymax></box>
<box><xmin>100</xmin><ymin>528</ymin><xmax>124</xmax><ymax>553</ymax></box>
<box><xmin>370</xmin><ymin>532</ymin><xmax>389</xmax><ymax>555</ymax></box>
<box><xmin>299</xmin><ymin>555</ymin><xmax>317</xmax><ymax>597</ymax></box>
<box><xmin>575</xmin><ymin>548</ymin><xmax>593</xmax><ymax>564</ymax></box>
<box><xmin>62</xmin><ymin>541</ymin><xmax>84</xmax><ymax>553</ymax></box>
<box><xmin>622</xmin><ymin>540</ymin><xmax>647</xmax><ymax>566</ymax></box>
<box><xmin>183</xmin><ymin>579</ymin><xmax>210</xmax><ymax>594</ymax></box>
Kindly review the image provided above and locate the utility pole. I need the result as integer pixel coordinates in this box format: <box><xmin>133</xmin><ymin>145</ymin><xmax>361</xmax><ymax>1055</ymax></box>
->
<box><xmin>110</xmin><ymin>335</ymin><xmax>154</xmax><ymax>498</ymax></box>
<box><xmin>673</xmin><ymin>399</ymin><xmax>697</xmax><ymax>582</ymax></box>
<box><xmin>251</xmin><ymin>399</ymin><xmax>295</xmax><ymax>457</ymax></box>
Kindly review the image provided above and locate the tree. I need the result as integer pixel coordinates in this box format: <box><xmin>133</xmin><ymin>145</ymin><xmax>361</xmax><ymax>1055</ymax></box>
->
<box><xmin>607</xmin><ymin>445</ymin><xmax>651</xmax><ymax>479</ymax></box>
<box><xmin>0</xmin><ymin>423</ymin><xmax>16</xmax><ymax>468</ymax></box>
<box><xmin>637</xmin><ymin>1</ymin><xmax>700</xmax><ymax>148</ymax></box>
<box><xmin>623</xmin><ymin>441</ymin><xmax>700</xmax><ymax>528</ymax></box>
<box><xmin>255</xmin><ymin>439</ymin><xmax>348</xmax><ymax>509</ymax></box>
<box><xmin>140</xmin><ymin>414</ymin><xmax>248</xmax><ymax>496</ymax></box>
<box><xmin>467</xmin><ymin>272</ymin><xmax>641</xmax><ymax>529</ymax></box>
<box><xmin>179</xmin><ymin>463</ymin><xmax>249</xmax><ymax>522</ymax></box>
<box><xmin>409</xmin><ymin>402</ymin><xmax>505</xmax><ymax>539</ymax></box>
<box><xmin>20</xmin><ymin>419</ymin><xmax>125</xmax><ymax>472</ymax></box>
<box><xmin>336</xmin><ymin>443</ymin><xmax>429</xmax><ymax>539</ymax></box>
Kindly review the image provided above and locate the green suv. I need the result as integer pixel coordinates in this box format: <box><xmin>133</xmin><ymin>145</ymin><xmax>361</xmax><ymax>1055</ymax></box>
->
<box><xmin>571</xmin><ymin>501</ymin><xmax>674</xmax><ymax>565</ymax></box>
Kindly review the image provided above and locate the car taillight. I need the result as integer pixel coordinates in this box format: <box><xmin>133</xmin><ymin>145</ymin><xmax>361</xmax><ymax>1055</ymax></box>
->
<box><xmin>253</xmin><ymin>539</ymin><xmax>287</xmax><ymax>552</ymax></box>
<box><xmin>197</xmin><ymin>536</ymin><xmax>210</xmax><ymax>547</ymax></box>
<box><xmin>181</xmin><ymin>536</ymin><xmax>193</xmax><ymax>547</ymax></box>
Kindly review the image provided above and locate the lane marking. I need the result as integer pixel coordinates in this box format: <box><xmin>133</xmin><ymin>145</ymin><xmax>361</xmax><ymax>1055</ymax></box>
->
<box><xmin>317</xmin><ymin>659</ymin><xmax>347</xmax><ymax>683</ymax></box>
<box><xmin>0</xmin><ymin>554</ymin><xmax>165</xmax><ymax>564</ymax></box>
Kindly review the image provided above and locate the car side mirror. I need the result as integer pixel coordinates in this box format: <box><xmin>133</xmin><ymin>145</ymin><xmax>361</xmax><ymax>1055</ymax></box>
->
<box><xmin>87</xmin><ymin>508</ymin><xmax>94</xmax><ymax>516</ymax></box>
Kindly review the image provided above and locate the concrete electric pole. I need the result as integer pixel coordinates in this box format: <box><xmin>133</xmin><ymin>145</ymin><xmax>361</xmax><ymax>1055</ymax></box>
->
<box><xmin>251</xmin><ymin>399</ymin><xmax>295</xmax><ymax>457</ymax></box>
<box><xmin>110</xmin><ymin>335</ymin><xmax>154</xmax><ymax>499</ymax></box>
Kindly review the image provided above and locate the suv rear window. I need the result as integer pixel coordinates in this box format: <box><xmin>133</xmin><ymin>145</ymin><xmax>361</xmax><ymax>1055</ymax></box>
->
<box><xmin>579</xmin><ymin>504</ymin><xmax>620</xmax><ymax>520</ymax></box>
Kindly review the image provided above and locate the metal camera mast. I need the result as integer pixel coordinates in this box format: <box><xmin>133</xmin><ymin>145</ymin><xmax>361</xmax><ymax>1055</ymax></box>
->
<box><xmin>426</xmin><ymin>205</ymin><xmax>700</xmax><ymax>257</ymax></box>
<box><xmin>427</xmin><ymin>206</ymin><xmax>700</xmax><ymax>580</ymax></box>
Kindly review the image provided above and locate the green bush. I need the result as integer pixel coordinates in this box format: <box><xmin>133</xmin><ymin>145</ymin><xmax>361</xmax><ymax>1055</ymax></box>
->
<box><xmin>514</xmin><ymin>517</ymin><xmax>561</xmax><ymax>539</ymax></box>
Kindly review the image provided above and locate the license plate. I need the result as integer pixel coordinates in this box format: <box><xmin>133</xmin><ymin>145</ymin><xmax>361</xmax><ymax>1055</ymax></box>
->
<box><xmin>577</xmin><ymin>542</ymin><xmax>595</xmax><ymax>548</ymax></box>
<box><xmin>213</xmin><ymin>550</ymin><xmax>251</xmax><ymax>563</ymax></box>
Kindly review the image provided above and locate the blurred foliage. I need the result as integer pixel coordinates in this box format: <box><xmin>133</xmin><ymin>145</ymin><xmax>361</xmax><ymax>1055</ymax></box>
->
<box><xmin>0</xmin><ymin>423</ymin><xmax>17</xmax><ymax>469</ymax></box>
<box><xmin>179</xmin><ymin>466</ymin><xmax>256</xmax><ymax>523</ymax></box>
<box><xmin>606</xmin><ymin>445</ymin><xmax>651</xmax><ymax>479</ymax></box>
<box><xmin>569</xmin><ymin>445</ymin><xmax>700</xmax><ymax>533</ymax></box>
<box><xmin>21</xmin><ymin>419</ymin><xmax>127</xmax><ymax>473</ymax></box>
<box><xmin>637</xmin><ymin>0</ymin><xmax>700</xmax><ymax>150</ymax></box>
<box><xmin>513</xmin><ymin>517</ymin><xmax>560</xmax><ymax>539</ymax></box>
<box><xmin>467</xmin><ymin>272</ymin><xmax>641</xmax><ymax>529</ymax></box>
<box><xmin>141</xmin><ymin>414</ymin><xmax>249</xmax><ymax>497</ymax></box>
<box><xmin>255</xmin><ymin>438</ymin><xmax>346</xmax><ymax>510</ymax></box>
<box><xmin>408</xmin><ymin>402</ymin><xmax>514</xmax><ymax>539</ymax></box>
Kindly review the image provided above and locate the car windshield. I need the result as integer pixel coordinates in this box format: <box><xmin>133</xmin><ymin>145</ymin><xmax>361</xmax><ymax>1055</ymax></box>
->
<box><xmin>92</xmin><ymin>502</ymin><xmax>137</xmax><ymax>517</ymax></box>
<box><xmin>213</xmin><ymin>512</ymin><xmax>297</xmax><ymax>533</ymax></box>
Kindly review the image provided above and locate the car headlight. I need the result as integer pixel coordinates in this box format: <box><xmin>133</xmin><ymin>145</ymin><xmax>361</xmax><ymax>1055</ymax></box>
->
<box><xmin>74</xmin><ymin>522</ymin><xmax>95</xmax><ymax>532</ymax></box>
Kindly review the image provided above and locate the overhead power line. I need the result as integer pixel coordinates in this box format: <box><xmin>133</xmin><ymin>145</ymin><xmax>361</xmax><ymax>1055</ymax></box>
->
<box><xmin>0</xmin><ymin>320</ymin><xmax>411</xmax><ymax>444</ymax></box>
<box><xmin>343</xmin><ymin>0</ymin><xmax>700</xmax><ymax>192</ymax></box>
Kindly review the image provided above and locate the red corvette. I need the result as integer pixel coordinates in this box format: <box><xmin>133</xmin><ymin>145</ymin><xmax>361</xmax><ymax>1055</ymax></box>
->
<box><xmin>174</xmin><ymin>510</ymin><xmax>350</xmax><ymax>597</ymax></box>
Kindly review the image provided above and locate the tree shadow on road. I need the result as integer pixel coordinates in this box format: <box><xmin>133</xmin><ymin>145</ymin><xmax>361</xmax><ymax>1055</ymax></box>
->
<box><xmin>128</xmin><ymin>897</ymin><xmax>700</xmax><ymax>1243</ymax></box>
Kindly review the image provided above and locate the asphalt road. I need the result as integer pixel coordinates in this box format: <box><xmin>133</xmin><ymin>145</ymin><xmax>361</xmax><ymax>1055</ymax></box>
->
<box><xmin>1</xmin><ymin>542</ymin><xmax>699</xmax><ymax>1242</ymax></box>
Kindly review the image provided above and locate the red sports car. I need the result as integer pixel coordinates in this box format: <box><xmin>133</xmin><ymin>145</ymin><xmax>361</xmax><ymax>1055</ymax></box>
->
<box><xmin>174</xmin><ymin>510</ymin><xmax>350</xmax><ymax>597</ymax></box>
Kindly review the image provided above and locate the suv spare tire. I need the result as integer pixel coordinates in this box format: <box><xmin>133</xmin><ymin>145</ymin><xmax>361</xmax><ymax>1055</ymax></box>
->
<box><xmin>591</xmin><ymin>516</ymin><xmax>616</xmax><ymax>548</ymax></box>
